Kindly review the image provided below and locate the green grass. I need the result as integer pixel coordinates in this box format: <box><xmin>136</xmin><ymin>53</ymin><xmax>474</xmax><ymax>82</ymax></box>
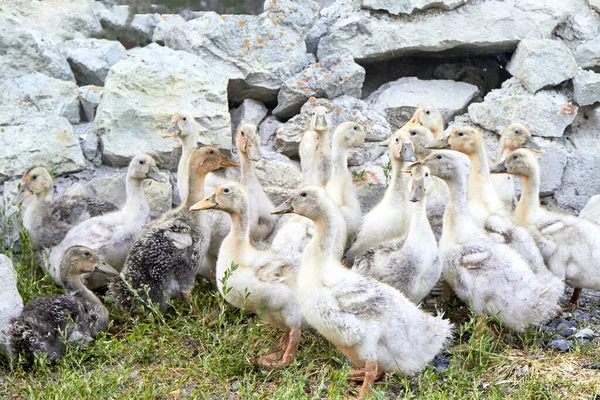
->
<box><xmin>1</xmin><ymin>224</ymin><xmax>600</xmax><ymax>399</ymax></box>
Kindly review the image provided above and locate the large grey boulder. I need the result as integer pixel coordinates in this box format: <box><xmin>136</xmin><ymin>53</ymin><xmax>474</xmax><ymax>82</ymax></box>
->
<box><xmin>62</xmin><ymin>39</ymin><xmax>127</xmax><ymax>86</ymax></box>
<box><xmin>0</xmin><ymin>73</ymin><xmax>80</xmax><ymax>125</ymax></box>
<box><xmin>79</xmin><ymin>86</ymin><xmax>103</xmax><ymax>122</ymax></box>
<box><xmin>275</xmin><ymin>96</ymin><xmax>390</xmax><ymax>161</ymax></box>
<box><xmin>255</xmin><ymin>149</ymin><xmax>303</xmax><ymax>205</ymax></box>
<box><xmin>94</xmin><ymin>44</ymin><xmax>231</xmax><ymax>170</ymax></box>
<box><xmin>573</xmin><ymin>34</ymin><xmax>600</xmax><ymax>69</ymax></box>
<box><xmin>362</xmin><ymin>0</ymin><xmax>468</xmax><ymax>15</ymax></box>
<box><xmin>273</xmin><ymin>54</ymin><xmax>365</xmax><ymax>118</ymax></box>
<box><xmin>536</xmin><ymin>139</ymin><xmax>570</xmax><ymax>195</ymax></box>
<box><xmin>573</xmin><ymin>69</ymin><xmax>600</xmax><ymax>106</ymax></box>
<box><xmin>315</xmin><ymin>0</ymin><xmax>577</xmax><ymax>62</ymax></box>
<box><xmin>0</xmin><ymin>116</ymin><xmax>86</xmax><ymax>183</ymax></box>
<box><xmin>506</xmin><ymin>39</ymin><xmax>577</xmax><ymax>93</ymax></box>
<box><xmin>231</xmin><ymin>99</ymin><xmax>268</xmax><ymax>133</ymax></box>
<box><xmin>152</xmin><ymin>15</ymin><xmax>186</xmax><ymax>44</ymax></box>
<box><xmin>131</xmin><ymin>13</ymin><xmax>162</xmax><ymax>40</ymax></box>
<box><xmin>0</xmin><ymin>14</ymin><xmax>74</xmax><ymax>82</ymax></box>
<box><xmin>258</xmin><ymin>116</ymin><xmax>284</xmax><ymax>148</ymax></box>
<box><xmin>159</xmin><ymin>11</ymin><xmax>314</xmax><ymax>103</ymax></box>
<box><xmin>579</xmin><ymin>195</ymin><xmax>600</xmax><ymax>224</ymax></box>
<box><xmin>366</xmin><ymin>77</ymin><xmax>478</xmax><ymax>130</ymax></box>
<box><xmin>0</xmin><ymin>255</ymin><xmax>23</xmax><ymax>348</ymax></box>
<box><xmin>468</xmin><ymin>79</ymin><xmax>578</xmax><ymax>138</ymax></box>
<box><xmin>554</xmin><ymin>105</ymin><xmax>600</xmax><ymax>212</ymax></box>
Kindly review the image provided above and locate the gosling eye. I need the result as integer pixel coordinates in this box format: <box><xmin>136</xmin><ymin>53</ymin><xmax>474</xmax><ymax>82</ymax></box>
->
<box><xmin>353</xmin><ymin>126</ymin><xmax>358</xmax><ymax>131</ymax></box>
<box><xmin>425</xmin><ymin>172</ymin><xmax>429</xmax><ymax>177</ymax></box>
<box><xmin>223</xmin><ymin>188</ymin><xmax>230</xmax><ymax>193</ymax></box>
<box><xmin>32</xmin><ymin>175</ymin><xmax>38</xmax><ymax>180</ymax></box>
<box><xmin>457</xmin><ymin>131</ymin><xmax>464</xmax><ymax>137</ymax></box>
<box><xmin>395</xmin><ymin>137</ymin><xmax>399</xmax><ymax>143</ymax></box>
<box><xmin>84</xmin><ymin>251</ymin><xmax>91</xmax><ymax>257</ymax></box>
<box><xmin>209</xmin><ymin>150</ymin><xmax>215</xmax><ymax>155</ymax></box>
<box><xmin>514</xmin><ymin>129</ymin><xmax>520</xmax><ymax>134</ymax></box>
<box><xmin>436</xmin><ymin>155</ymin><xmax>442</xmax><ymax>160</ymax></box>
<box><xmin>425</xmin><ymin>110</ymin><xmax>431</xmax><ymax>115</ymax></box>
<box><xmin>240</xmin><ymin>131</ymin><xmax>245</xmax><ymax>137</ymax></box>
<box><xmin>139</xmin><ymin>160</ymin><xmax>145</xmax><ymax>165</ymax></box>
<box><xmin>411</xmin><ymin>131</ymin><xmax>417</xmax><ymax>136</ymax></box>
<box><xmin>512</xmin><ymin>154</ymin><xmax>518</xmax><ymax>160</ymax></box>
<box><xmin>300</xmin><ymin>192</ymin><xmax>307</xmax><ymax>197</ymax></box>
<box><xmin>182</xmin><ymin>117</ymin><xmax>187</xmax><ymax>122</ymax></box>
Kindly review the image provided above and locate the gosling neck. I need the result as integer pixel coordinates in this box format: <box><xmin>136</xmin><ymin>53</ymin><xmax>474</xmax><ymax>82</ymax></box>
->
<box><xmin>386</xmin><ymin>156</ymin><xmax>408</xmax><ymax>202</ymax></box>
<box><xmin>239</xmin><ymin>151</ymin><xmax>258</xmax><ymax>185</ymax></box>
<box><xmin>227</xmin><ymin>201</ymin><xmax>251</xmax><ymax>247</ymax></box>
<box><xmin>317</xmin><ymin>128</ymin><xmax>332</xmax><ymax>157</ymax></box>
<box><xmin>465</xmin><ymin>143</ymin><xmax>502</xmax><ymax>211</ymax></box>
<box><xmin>123</xmin><ymin>176</ymin><xmax>149</xmax><ymax>224</ymax></box>
<box><xmin>63</xmin><ymin>270</ymin><xmax>102</xmax><ymax>308</ymax></box>
<box><xmin>331</xmin><ymin>141</ymin><xmax>349</xmax><ymax>181</ymax></box>
<box><xmin>515</xmin><ymin>168</ymin><xmax>541</xmax><ymax>226</ymax></box>
<box><xmin>177</xmin><ymin>134</ymin><xmax>198</xmax><ymax>201</ymax></box>
<box><xmin>442</xmin><ymin>172</ymin><xmax>481</xmax><ymax>244</ymax></box>
<box><xmin>310</xmin><ymin>202</ymin><xmax>338</xmax><ymax>258</ymax></box>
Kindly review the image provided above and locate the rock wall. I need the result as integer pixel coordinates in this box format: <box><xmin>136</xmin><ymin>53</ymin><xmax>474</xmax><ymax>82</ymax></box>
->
<box><xmin>2</xmin><ymin>0</ymin><xmax>600</xmax><ymax>249</ymax></box>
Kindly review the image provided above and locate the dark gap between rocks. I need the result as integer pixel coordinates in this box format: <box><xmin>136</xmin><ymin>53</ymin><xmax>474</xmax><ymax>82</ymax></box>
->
<box><xmin>360</xmin><ymin>51</ymin><xmax>514</xmax><ymax>101</ymax></box>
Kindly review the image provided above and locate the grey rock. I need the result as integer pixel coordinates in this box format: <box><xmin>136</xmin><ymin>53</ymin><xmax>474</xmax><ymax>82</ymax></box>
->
<box><xmin>273</xmin><ymin>54</ymin><xmax>365</xmax><ymax>118</ymax></box>
<box><xmin>316</xmin><ymin>0</ymin><xmax>577</xmax><ymax>62</ymax></box>
<box><xmin>573</xmin><ymin>34</ymin><xmax>600</xmax><ymax>69</ymax></box>
<box><xmin>231</xmin><ymin>99</ymin><xmax>268</xmax><ymax>133</ymax></box>
<box><xmin>0</xmin><ymin>13</ymin><xmax>74</xmax><ymax>82</ymax></box>
<box><xmin>258</xmin><ymin>116</ymin><xmax>284</xmax><ymax>148</ymax></box>
<box><xmin>92</xmin><ymin>3</ymin><xmax>130</xmax><ymax>30</ymax></box>
<box><xmin>579</xmin><ymin>195</ymin><xmax>600</xmax><ymax>223</ymax></box>
<box><xmin>555</xmin><ymin>105</ymin><xmax>600</xmax><ymax>212</ymax></box>
<box><xmin>348</xmin><ymin>143</ymin><xmax>386</xmax><ymax>167</ymax></box>
<box><xmin>573</xmin><ymin>69</ymin><xmax>600</xmax><ymax>106</ymax></box>
<box><xmin>255</xmin><ymin>149</ymin><xmax>302</xmax><ymax>204</ymax></box>
<box><xmin>432</xmin><ymin>354</ymin><xmax>451</xmax><ymax>372</ymax></box>
<box><xmin>131</xmin><ymin>13</ymin><xmax>162</xmax><ymax>40</ymax></box>
<box><xmin>62</xmin><ymin>39</ymin><xmax>127</xmax><ymax>86</ymax></box>
<box><xmin>575</xmin><ymin>327</ymin><xmax>597</xmax><ymax>340</ymax></box>
<box><xmin>87</xmin><ymin>171</ymin><xmax>173</xmax><ymax>216</ymax></box>
<box><xmin>0</xmin><ymin>116</ymin><xmax>86</xmax><ymax>183</ymax></box>
<box><xmin>152</xmin><ymin>15</ymin><xmax>186</xmax><ymax>44</ymax></box>
<box><xmin>305</xmin><ymin>0</ymin><xmax>357</xmax><ymax>54</ymax></box>
<box><xmin>548</xmin><ymin>338</ymin><xmax>572</xmax><ymax>351</ymax></box>
<box><xmin>94</xmin><ymin>44</ymin><xmax>231</xmax><ymax>170</ymax></box>
<box><xmin>536</xmin><ymin>139</ymin><xmax>570</xmax><ymax>195</ymax></box>
<box><xmin>367</xmin><ymin>77</ymin><xmax>478</xmax><ymax>130</ymax></box>
<box><xmin>0</xmin><ymin>73</ymin><xmax>80</xmax><ymax>125</ymax></box>
<box><xmin>0</xmin><ymin>255</ymin><xmax>23</xmax><ymax>348</ymax></box>
<box><xmin>160</xmin><ymin>11</ymin><xmax>315</xmax><ymax>103</ymax></box>
<box><xmin>468</xmin><ymin>79</ymin><xmax>577</xmax><ymax>138</ymax></box>
<box><xmin>263</xmin><ymin>0</ymin><xmax>322</xmax><ymax>36</ymax></box>
<box><xmin>275</xmin><ymin>96</ymin><xmax>391</xmax><ymax>157</ymax></box>
<box><xmin>591</xmin><ymin>0</ymin><xmax>600</xmax><ymax>12</ymax></box>
<box><xmin>506</xmin><ymin>39</ymin><xmax>577</xmax><ymax>93</ymax></box>
<box><xmin>78</xmin><ymin>86</ymin><xmax>103</xmax><ymax>122</ymax></box>
<box><xmin>362</xmin><ymin>0</ymin><xmax>468</xmax><ymax>15</ymax></box>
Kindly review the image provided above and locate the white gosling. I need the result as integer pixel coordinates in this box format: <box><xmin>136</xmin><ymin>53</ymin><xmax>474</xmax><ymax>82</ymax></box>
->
<box><xmin>419</xmin><ymin>150</ymin><xmax>563</xmax><ymax>332</ymax></box>
<box><xmin>492</xmin><ymin>149</ymin><xmax>600</xmax><ymax>308</ymax></box>
<box><xmin>47</xmin><ymin>155</ymin><xmax>166</xmax><ymax>288</ymax></box>
<box><xmin>273</xmin><ymin>186</ymin><xmax>452</xmax><ymax>398</ymax></box>
<box><xmin>299</xmin><ymin>106</ymin><xmax>333</xmax><ymax>187</ymax></box>
<box><xmin>163</xmin><ymin>111</ymin><xmax>199</xmax><ymax>203</ymax></box>
<box><xmin>192</xmin><ymin>183</ymin><xmax>303</xmax><ymax>368</ymax></box>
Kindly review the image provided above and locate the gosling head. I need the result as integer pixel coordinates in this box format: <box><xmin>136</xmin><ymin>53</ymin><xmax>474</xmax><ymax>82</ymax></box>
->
<box><xmin>498</xmin><ymin>123</ymin><xmax>543</xmax><ymax>162</ymax></box>
<box><xmin>413</xmin><ymin>104</ymin><xmax>444</xmax><ymax>138</ymax></box>
<box><xmin>271</xmin><ymin>185</ymin><xmax>330</xmax><ymax>221</ymax></box>
<box><xmin>188</xmin><ymin>146</ymin><xmax>239</xmax><ymax>174</ymax></box>
<box><xmin>163</xmin><ymin>111</ymin><xmax>198</xmax><ymax>139</ymax></box>
<box><xmin>12</xmin><ymin>167</ymin><xmax>53</xmax><ymax>205</ymax></box>
<box><xmin>235</xmin><ymin>123</ymin><xmax>261</xmax><ymax>162</ymax></box>
<box><xmin>60</xmin><ymin>246</ymin><xmax>118</xmax><ymax>288</ymax></box>
<box><xmin>427</xmin><ymin>126</ymin><xmax>481</xmax><ymax>156</ymax></box>
<box><xmin>406</xmin><ymin>165</ymin><xmax>434</xmax><ymax>203</ymax></box>
<box><xmin>310</xmin><ymin>106</ymin><xmax>331</xmax><ymax>133</ymax></box>
<box><xmin>128</xmin><ymin>154</ymin><xmax>167</xmax><ymax>182</ymax></box>
<box><xmin>390</xmin><ymin>128</ymin><xmax>418</xmax><ymax>163</ymax></box>
<box><xmin>490</xmin><ymin>149</ymin><xmax>538</xmax><ymax>179</ymax></box>
<box><xmin>416</xmin><ymin>150</ymin><xmax>472</xmax><ymax>183</ymax></box>
<box><xmin>332</xmin><ymin>121</ymin><xmax>366</xmax><ymax>150</ymax></box>
<box><xmin>189</xmin><ymin>182</ymin><xmax>248</xmax><ymax>214</ymax></box>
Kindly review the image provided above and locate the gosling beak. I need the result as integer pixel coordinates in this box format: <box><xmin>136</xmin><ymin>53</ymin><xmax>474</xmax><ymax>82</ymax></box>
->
<box><xmin>314</xmin><ymin>114</ymin><xmax>328</xmax><ymax>130</ymax></box>
<box><xmin>490</xmin><ymin>160</ymin><xmax>507</xmax><ymax>174</ymax></box>
<box><xmin>404</xmin><ymin>116</ymin><xmax>421</xmax><ymax>128</ymax></box>
<box><xmin>219</xmin><ymin>155</ymin><xmax>239</xmax><ymax>168</ymax></box>
<box><xmin>378</xmin><ymin>137</ymin><xmax>391</xmax><ymax>147</ymax></box>
<box><xmin>95</xmin><ymin>261</ymin><xmax>119</xmax><ymax>275</ymax></box>
<box><xmin>146</xmin><ymin>165</ymin><xmax>167</xmax><ymax>182</ymax></box>
<box><xmin>401</xmin><ymin>142</ymin><xmax>418</xmax><ymax>163</ymax></box>
<box><xmin>425</xmin><ymin>136</ymin><xmax>450</xmax><ymax>150</ymax></box>
<box><xmin>162</xmin><ymin>121</ymin><xmax>182</xmax><ymax>138</ymax></box>
<box><xmin>409</xmin><ymin>179</ymin><xmax>425</xmax><ymax>202</ymax></box>
<box><xmin>246</xmin><ymin>142</ymin><xmax>262</xmax><ymax>162</ymax></box>
<box><xmin>271</xmin><ymin>200</ymin><xmax>294</xmax><ymax>215</ymax></box>
<box><xmin>523</xmin><ymin>136</ymin><xmax>543</xmax><ymax>153</ymax></box>
<box><xmin>12</xmin><ymin>185</ymin><xmax>32</xmax><ymax>205</ymax></box>
<box><xmin>190</xmin><ymin>194</ymin><xmax>217</xmax><ymax>211</ymax></box>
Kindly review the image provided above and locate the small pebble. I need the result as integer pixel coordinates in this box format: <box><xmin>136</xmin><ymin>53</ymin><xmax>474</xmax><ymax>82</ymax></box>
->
<box><xmin>433</xmin><ymin>354</ymin><xmax>451</xmax><ymax>372</ymax></box>
<box><xmin>548</xmin><ymin>339</ymin><xmax>572</xmax><ymax>352</ymax></box>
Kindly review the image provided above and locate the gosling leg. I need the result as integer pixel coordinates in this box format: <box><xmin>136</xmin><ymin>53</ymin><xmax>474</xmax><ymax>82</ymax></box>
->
<box><xmin>358</xmin><ymin>360</ymin><xmax>379</xmax><ymax>400</ymax></box>
<box><xmin>569</xmin><ymin>288</ymin><xmax>582</xmax><ymax>309</ymax></box>
<box><xmin>182</xmin><ymin>291</ymin><xmax>198</xmax><ymax>315</ymax></box>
